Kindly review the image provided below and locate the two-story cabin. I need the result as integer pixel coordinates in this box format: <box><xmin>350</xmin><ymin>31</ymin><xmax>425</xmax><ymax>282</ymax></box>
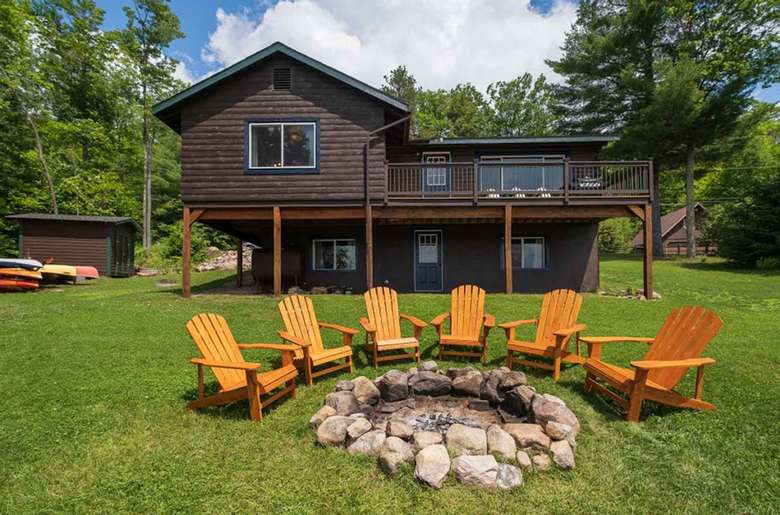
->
<box><xmin>153</xmin><ymin>42</ymin><xmax>654</xmax><ymax>298</ymax></box>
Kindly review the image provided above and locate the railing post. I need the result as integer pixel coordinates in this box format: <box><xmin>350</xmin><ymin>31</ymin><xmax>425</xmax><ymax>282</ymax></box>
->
<box><xmin>563</xmin><ymin>157</ymin><xmax>570</xmax><ymax>204</ymax></box>
<box><xmin>473</xmin><ymin>159</ymin><xmax>479</xmax><ymax>205</ymax></box>
<box><xmin>384</xmin><ymin>160</ymin><xmax>389</xmax><ymax>205</ymax></box>
<box><xmin>647</xmin><ymin>160</ymin><xmax>654</xmax><ymax>202</ymax></box>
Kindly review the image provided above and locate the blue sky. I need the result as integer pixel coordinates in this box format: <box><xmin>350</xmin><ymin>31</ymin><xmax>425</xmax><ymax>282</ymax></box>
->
<box><xmin>97</xmin><ymin>0</ymin><xmax>779</xmax><ymax>102</ymax></box>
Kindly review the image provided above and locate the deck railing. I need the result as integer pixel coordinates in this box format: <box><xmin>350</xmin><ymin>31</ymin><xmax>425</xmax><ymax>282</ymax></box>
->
<box><xmin>385</xmin><ymin>159</ymin><xmax>652</xmax><ymax>202</ymax></box>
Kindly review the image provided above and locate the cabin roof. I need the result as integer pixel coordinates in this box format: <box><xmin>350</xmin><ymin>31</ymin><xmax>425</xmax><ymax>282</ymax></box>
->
<box><xmin>632</xmin><ymin>203</ymin><xmax>706</xmax><ymax>247</ymax></box>
<box><xmin>7</xmin><ymin>213</ymin><xmax>140</xmax><ymax>230</ymax></box>
<box><xmin>153</xmin><ymin>41</ymin><xmax>409</xmax><ymax>132</ymax></box>
<box><xmin>411</xmin><ymin>135</ymin><xmax>620</xmax><ymax>146</ymax></box>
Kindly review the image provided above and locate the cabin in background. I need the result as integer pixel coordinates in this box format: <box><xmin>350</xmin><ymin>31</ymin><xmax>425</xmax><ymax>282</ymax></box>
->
<box><xmin>7</xmin><ymin>213</ymin><xmax>138</xmax><ymax>277</ymax></box>
<box><xmin>153</xmin><ymin>42</ymin><xmax>655</xmax><ymax>297</ymax></box>
<box><xmin>633</xmin><ymin>204</ymin><xmax>714</xmax><ymax>256</ymax></box>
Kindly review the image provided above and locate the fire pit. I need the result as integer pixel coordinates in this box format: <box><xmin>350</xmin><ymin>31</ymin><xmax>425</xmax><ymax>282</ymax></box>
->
<box><xmin>310</xmin><ymin>361</ymin><xmax>580</xmax><ymax>490</ymax></box>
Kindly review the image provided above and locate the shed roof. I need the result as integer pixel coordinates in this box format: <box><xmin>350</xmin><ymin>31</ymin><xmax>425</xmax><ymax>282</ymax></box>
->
<box><xmin>153</xmin><ymin>41</ymin><xmax>409</xmax><ymax>132</ymax></box>
<box><xmin>632</xmin><ymin>203</ymin><xmax>705</xmax><ymax>247</ymax></box>
<box><xmin>7</xmin><ymin>213</ymin><xmax>140</xmax><ymax>230</ymax></box>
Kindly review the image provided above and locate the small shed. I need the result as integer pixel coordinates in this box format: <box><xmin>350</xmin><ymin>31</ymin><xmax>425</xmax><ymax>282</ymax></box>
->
<box><xmin>7</xmin><ymin>213</ymin><xmax>139</xmax><ymax>277</ymax></box>
<box><xmin>633</xmin><ymin>203</ymin><xmax>714</xmax><ymax>255</ymax></box>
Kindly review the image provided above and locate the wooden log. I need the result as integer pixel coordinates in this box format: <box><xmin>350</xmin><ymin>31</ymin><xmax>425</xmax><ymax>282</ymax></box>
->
<box><xmin>236</xmin><ymin>238</ymin><xmax>243</xmax><ymax>288</ymax></box>
<box><xmin>273</xmin><ymin>206</ymin><xmax>281</xmax><ymax>297</ymax></box>
<box><xmin>182</xmin><ymin>207</ymin><xmax>192</xmax><ymax>298</ymax></box>
<box><xmin>643</xmin><ymin>203</ymin><xmax>653</xmax><ymax>299</ymax></box>
<box><xmin>504</xmin><ymin>204</ymin><xmax>513</xmax><ymax>294</ymax></box>
<box><xmin>366</xmin><ymin>205</ymin><xmax>373</xmax><ymax>289</ymax></box>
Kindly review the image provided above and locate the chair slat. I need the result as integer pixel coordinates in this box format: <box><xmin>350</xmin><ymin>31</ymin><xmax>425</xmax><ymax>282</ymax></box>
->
<box><xmin>279</xmin><ymin>295</ymin><xmax>324</xmax><ymax>354</ymax></box>
<box><xmin>187</xmin><ymin>313</ymin><xmax>246</xmax><ymax>389</ymax></box>
<box><xmin>364</xmin><ymin>287</ymin><xmax>401</xmax><ymax>342</ymax></box>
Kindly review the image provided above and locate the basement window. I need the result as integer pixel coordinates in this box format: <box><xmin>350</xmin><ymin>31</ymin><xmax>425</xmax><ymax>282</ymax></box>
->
<box><xmin>273</xmin><ymin>67</ymin><xmax>292</xmax><ymax>90</ymax></box>
<box><xmin>313</xmin><ymin>239</ymin><xmax>357</xmax><ymax>271</ymax></box>
<box><xmin>499</xmin><ymin>237</ymin><xmax>547</xmax><ymax>270</ymax></box>
<box><xmin>247</xmin><ymin>121</ymin><xmax>317</xmax><ymax>172</ymax></box>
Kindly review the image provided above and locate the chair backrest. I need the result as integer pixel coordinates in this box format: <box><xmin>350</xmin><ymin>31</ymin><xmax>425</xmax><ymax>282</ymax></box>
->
<box><xmin>450</xmin><ymin>284</ymin><xmax>486</xmax><ymax>340</ymax></box>
<box><xmin>535</xmin><ymin>289</ymin><xmax>583</xmax><ymax>346</ymax></box>
<box><xmin>364</xmin><ymin>286</ymin><xmax>401</xmax><ymax>342</ymax></box>
<box><xmin>642</xmin><ymin>306</ymin><xmax>723</xmax><ymax>389</ymax></box>
<box><xmin>186</xmin><ymin>313</ymin><xmax>246</xmax><ymax>390</ymax></box>
<box><xmin>278</xmin><ymin>295</ymin><xmax>323</xmax><ymax>355</ymax></box>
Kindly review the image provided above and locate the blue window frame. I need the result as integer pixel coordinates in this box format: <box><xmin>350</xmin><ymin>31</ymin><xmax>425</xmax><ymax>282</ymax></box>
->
<box><xmin>245</xmin><ymin>119</ymin><xmax>319</xmax><ymax>174</ymax></box>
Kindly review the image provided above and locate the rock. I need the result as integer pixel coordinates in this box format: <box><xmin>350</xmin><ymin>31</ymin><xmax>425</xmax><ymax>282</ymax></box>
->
<box><xmin>325</xmin><ymin>391</ymin><xmax>362</xmax><ymax>416</ymax></box>
<box><xmin>379</xmin><ymin>451</ymin><xmax>406</xmax><ymax>475</ymax></box>
<box><xmin>309</xmin><ymin>405</ymin><xmax>337</xmax><ymax>429</ymax></box>
<box><xmin>407</xmin><ymin>367</ymin><xmax>418</xmax><ymax>376</ymax></box>
<box><xmin>376</xmin><ymin>370</ymin><xmax>409</xmax><ymax>402</ymax></box>
<box><xmin>376</xmin><ymin>398</ymin><xmax>415</xmax><ymax>413</ymax></box>
<box><xmin>419</xmin><ymin>360</ymin><xmax>438</xmax><ymax>373</ymax></box>
<box><xmin>550</xmin><ymin>440</ymin><xmax>575</xmax><ymax>470</ymax></box>
<box><xmin>486</xmin><ymin>424</ymin><xmax>517</xmax><ymax>461</ymax></box>
<box><xmin>499</xmin><ymin>371</ymin><xmax>528</xmax><ymax>390</ymax></box>
<box><xmin>516</xmin><ymin>450</ymin><xmax>532</xmax><ymax>470</ymax></box>
<box><xmin>409</xmin><ymin>371</ymin><xmax>452</xmax><ymax>396</ymax></box>
<box><xmin>468</xmin><ymin>399</ymin><xmax>492</xmax><ymax>411</ymax></box>
<box><xmin>480</xmin><ymin>369</ymin><xmax>509</xmax><ymax>405</ymax></box>
<box><xmin>346</xmin><ymin>430</ymin><xmax>386</xmax><ymax>456</ymax></box>
<box><xmin>446</xmin><ymin>424</ymin><xmax>487</xmax><ymax>456</ymax></box>
<box><xmin>352</xmin><ymin>376</ymin><xmax>381</xmax><ymax>405</ymax></box>
<box><xmin>496</xmin><ymin>463</ymin><xmax>523</xmax><ymax>490</ymax></box>
<box><xmin>383</xmin><ymin>436</ymin><xmax>415</xmax><ymax>462</ymax></box>
<box><xmin>316</xmin><ymin>415</ymin><xmax>353</xmax><ymax>446</ymax></box>
<box><xmin>532</xmin><ymin>453</ymin><xmax>552</xmax><ymax>471</ymax></box>
<box><xmin>500</xmin><ymin>385</ymin><xmax>536</xmax><ymax>417</ymax></box>
<box><xmin>413</xmin><ymin>431</ymin><xmax>443</xmax><ymax>450</ymax></box>
<box><xmin>544</xmin><ymin>421</ymin><xmax>573</xmax><ymax>441</ymax></box>
<box><xmin>451</xmin><ymin>370</ymin><xmax>484</xmax><ymax>397</ymax></box>
<box><xmin>414</xmin><ymin>444</ymin><xmax>451</xmax><ymax>489</ymax></box>
<box><xmin>532</xmin><ymin>395</ymin><xmax>580</xmax><ymax>435</ymax></box>
<box><xmin>503</xmin><ymin>423</ymin><xmax>551</xmax><ymax>450</ymax></box>
<box><xmin>452</xmin><ymin>455</ymin><xmax>499</xmax><ymax>489</ymax></box>
<box><xmin>311</xmin><ymin>286</ymin><xmax>328</xmax><ymax>294</ymax></box>
<box><xmin>346</xmin><ymin>418</ymin><xmax>372</xmax><ymax>440</ymax></box>
<box><xmin>388</xmin><ymin>419</ymin><xmax>414</xmax><ymax>440</ymax></box>
<box><xmin>445</xmin><ymin>366</ymin><xmax>476</xmax><ymax>380</ymax></box>
<box><xmin>335</xmin><ymin>380</ymin><xmax>354</xmax><ymax>392</ymax></box>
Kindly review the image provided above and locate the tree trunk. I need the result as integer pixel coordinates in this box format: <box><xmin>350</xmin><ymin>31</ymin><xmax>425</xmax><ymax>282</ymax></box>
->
<box><xmin>26</xmin><ymin>112</ymin><xmax>58</xmax><ymax>214</ymax></box>
<box><xmin>651</xmin><ymin>160</ymin><xmax>663</xmax><ymax>257</ymax></box>
<box><xmin>685</xmin><ymin>146</ymin><xmax>696</xmax><ymax>258</ymax></box>
<box><xmin>142</xmin><ymin>83</ymin><xmax>152</xmax><ymax>250</ymax></box>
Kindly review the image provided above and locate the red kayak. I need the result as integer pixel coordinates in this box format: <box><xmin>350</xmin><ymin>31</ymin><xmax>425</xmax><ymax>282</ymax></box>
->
<box><xmin>75</xmin><ymin>266</ymin><xmax>100</xmax><ymax>280</ymax></box>
<box><xmin>0</xmin><ymin>278</ymin><xmax>39</xmax><ymax>291</ymax></box>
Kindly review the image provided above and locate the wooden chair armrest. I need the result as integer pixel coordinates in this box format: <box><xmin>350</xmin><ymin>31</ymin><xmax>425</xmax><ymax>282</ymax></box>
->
<box><xmin>238</xmin><ymin>343</ymin><xmax>301</xmax><ymax>352</ymax></box>
<box><xmin>483</xmin><ymin>314</ymin><xmax>496</xmax><ymax>327</ymax></box>
<box><xmin>553</xmin><ymin>323</ymin><xmax>587</xmax><ymax>338</ymax></box>
<box><xmin>579</xmin><ymin>336</ymin><xmax>655</xmax><ymax>344</ymax></box>
<box><xmin>359</xmin><ymin>317</ymin><xmax>376</xmax><ymax>333</ymax></box>
<box><xmin>319</xmin><ymin>322</ymin><xmax>359</xmax><ymax>335</ymax></box>
<box><xmin>430</xmin><ymin>312</ymin><xmax>450</xmax><ymax>327</ymax></box>
<box><xmin>498</xmin><ymin>319</ymin><xmax>537</xmax><ymax>329</ymax></box>
<box><xmin>277</xmin><ymin>331</ymin><xmax>311</xmax><ymax>347</ymax></box>
<box><xmin>400</xmin><ymin>313</ymin><xmax>428</xmax><ymax>328</ymax></box>
<box><xmin>190</xmin><ymin>358</ymin><xmax>261</xmax><ymax>371</ymax></box>
<box><xmin>631</xmin><ymin>357</ymin><xmax>716</xmax><ymax>370</ymax></box>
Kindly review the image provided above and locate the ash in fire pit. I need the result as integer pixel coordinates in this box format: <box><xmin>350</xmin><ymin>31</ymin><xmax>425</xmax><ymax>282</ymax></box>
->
<box><xmin>310</xmin><ymin>361</ymin><xmax>581</xmax><ymax>491</ymax></box>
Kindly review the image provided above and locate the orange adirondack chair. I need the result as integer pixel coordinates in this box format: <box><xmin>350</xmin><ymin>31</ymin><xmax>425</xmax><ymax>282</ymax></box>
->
<box><xmin>360</xmin><ymin>286</ymin><xmax>427</xmax><ymax>368</ymax></box>
<box><xmin>277</xmin><ymin>295</ymin><xmax>357</xmax><ymax>385</ymax></box>
<box><xmin>185</xmin><ymin>313</ymin><xmax>299</xmax><ymax>422</ymax></box>
<box><xmin>432</xmin><ymin>285</ymin><xmax>496</xmax><ymax>364</ymax></box>
<box><xmin>581</xmin><ymin>306</ymin><xmax>723</xmax><ymax>422</ymax></box>
<box><xmin>499</xmin><ymin>289</ymin><xmax>587</xmax><ymax>381</ymax></box>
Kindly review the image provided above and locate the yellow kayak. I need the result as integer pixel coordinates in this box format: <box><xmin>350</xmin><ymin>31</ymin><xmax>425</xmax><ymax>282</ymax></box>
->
<box><xmin>40</xmin><ymin>264</ymin><xmax>78</xmax><ymax>283</ymax></box>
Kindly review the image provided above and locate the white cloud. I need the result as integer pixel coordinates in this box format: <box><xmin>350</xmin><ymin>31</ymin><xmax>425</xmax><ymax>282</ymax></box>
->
<box><xmin>173</xmin><ymin>60</ymin><xmax>196</xmax><ymax>84</ymax></box>
<box><xmin>200</xmin><ymin>0</ymin><xmax>578</xmax><ymax>91</ymax></box>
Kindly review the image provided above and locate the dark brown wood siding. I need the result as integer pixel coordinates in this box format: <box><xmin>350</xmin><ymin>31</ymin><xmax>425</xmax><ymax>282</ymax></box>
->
<box><xmin>20</xmin><ymin>221</ymin><xmax>110</xmax><ymax>275</ymax></box>
<box><xmin>179</xmin><ymin>54</ymin><xmax>389</xmax><ymax>204</ymax></box>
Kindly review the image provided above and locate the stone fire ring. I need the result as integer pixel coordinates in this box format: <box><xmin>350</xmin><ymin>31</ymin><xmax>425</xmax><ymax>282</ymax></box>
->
<box><xmin>309</xmin><ymin>360</ymin><xmax>580</xmax><ymax>490</ymax></box>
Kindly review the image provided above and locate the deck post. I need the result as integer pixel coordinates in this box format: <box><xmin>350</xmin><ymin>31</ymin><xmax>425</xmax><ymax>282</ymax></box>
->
<box><xmin>366</xmin><ymin>205</ymin><xmax>373</xmax><ymax>289</ymax></box>
<box><xmin>563</xmin><ymin>157</ymin><xmax>570</xmax><ymax>204</ymax></box>
<box><xmin>504</xmin><ymin>204</ymin><xmax>513</xmax><ymax>294</ymax></box>
<box><xmin>236</xmin><ymin>238</ymin><xmax>243</xmax><ymax>288</ymax></box>
<box><xmin>643</xmin><ymin>203</ymin><xmax>653</xmax><ymax>299</ymax></box>
<box><xmin>273</xmin><ymin>206</ymin><xmax>281</xmax><ymax>297</ymax></box>
<box><xmin>182</xmin><ymin>207</ymin><xmax>191</xmax><ymax>298</ymax></box>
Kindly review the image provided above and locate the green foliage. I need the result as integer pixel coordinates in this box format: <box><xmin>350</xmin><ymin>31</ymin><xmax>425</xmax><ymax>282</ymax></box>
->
<box><xmin>598</xmin><ymin>218</ymin><xmax>638</xmax><ymax>253</ymax></box>
<box><xmin>486</xmin><ymin>73</ymin><xmax>557</xmax><ymax>136</ymax></box>
<box><xmin>756</xmin><ymin>256</ymin><xmax>780</xmax><ymax>271</ymax></box>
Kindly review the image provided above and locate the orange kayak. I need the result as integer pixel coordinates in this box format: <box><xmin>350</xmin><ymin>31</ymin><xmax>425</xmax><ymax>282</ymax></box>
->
<box><xmin>75</xmin><ymin>266</ymin><xmax>99</xmax><ymax>279</ymax></box>
<box><xmin>0</xmin><ymin>268</ymin><xmax>43</xmax><ymax>281</ymax></box>
<box><xmin>0</xmin><ymin>278</ymin><xmax>39</xmax><ymax>291</ymax></box>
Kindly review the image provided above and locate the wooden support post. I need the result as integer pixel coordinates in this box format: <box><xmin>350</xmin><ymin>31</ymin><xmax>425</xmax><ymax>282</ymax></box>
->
<box><xmin>366</xmin><ymin>204</ymin><xmax>373</xmax><ymax>290</ymax></box>
<box><xmin>273</xmin><ymin>206</ymin><xmax>281</xmax><ymax>297</ymax></box>
<box><xmin>504</xmin><ymin>204</ymin><xmax>513</xmax><ymax>294</ymax></box>
<box><xmin>643</xmin><ymin>203</ymin><xmax>653</xmax><ymax>299</ymax></box>
<box><xmin>236</xmin><ymin>238</ymin><xmax>243</xmax><ymax>288</ymax></box>
<box><xmin>182</xmin><ymin>207</ymin><xmax>192</xmax><ymax>298</ymax></box>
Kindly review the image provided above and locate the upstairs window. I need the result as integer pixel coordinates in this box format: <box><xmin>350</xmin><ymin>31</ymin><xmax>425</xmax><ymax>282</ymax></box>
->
<box><xmin>247</xmin><ymin>121</ymin><xmax>317</xmax><ymax>171</ymax></box>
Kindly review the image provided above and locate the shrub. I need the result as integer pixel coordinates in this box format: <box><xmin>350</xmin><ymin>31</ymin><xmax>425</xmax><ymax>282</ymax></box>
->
<box><xmin>598</xmin><ymin>218</ymin><xmax>639</xmax><ymax>253</ymax></box>
<box><xmin>757</xmin><ymin>257</ymin><xmax>780</xmax><ymax>270</ymax></box>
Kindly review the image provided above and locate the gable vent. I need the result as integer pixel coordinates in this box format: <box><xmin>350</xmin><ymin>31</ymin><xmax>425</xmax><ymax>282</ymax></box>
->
<box><xmin>273</xmin><ymin>67</ymin><xmax>292</xmax><ymax>90</ymax></box>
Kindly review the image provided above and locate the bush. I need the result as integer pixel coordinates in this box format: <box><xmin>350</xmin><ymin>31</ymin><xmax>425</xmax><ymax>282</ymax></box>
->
<box><xmin>136</xmin><ymin>221</ymin><xmax>211</xmax><ymax>271</ymax></box>
<box><xmin>598</xmin><ymin>218</ymin><xmax>639</xmax><ymax>253</ymax></box>
<box><xmin>757</xmin><ymin>257</ymin><xmax>780</xmax><ymax>270</ymax></box>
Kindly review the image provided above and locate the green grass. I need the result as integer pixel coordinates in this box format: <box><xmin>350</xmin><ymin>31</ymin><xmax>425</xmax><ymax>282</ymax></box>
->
<box><xmin>1</xmin><ymin>256</ymin><xmax>778</xmax><ymax>513</ymax></box>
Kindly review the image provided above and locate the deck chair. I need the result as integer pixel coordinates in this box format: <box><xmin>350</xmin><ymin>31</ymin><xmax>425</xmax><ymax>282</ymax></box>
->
<box><xmin>431</xmin><ymin>285</ymin><xmax>496</xmax><ymax>364</ymax></box>
<box><xmin>499</xmin><ymin>289</ymin><xmax>587</xmax><ymax>381</ymax></box>
<box><xmin>277</xmin><ymin>295</ymin><xmax>357</xmax><ymax>386</ymax></box>
<box><xmin>185</xmin><ymin>313</ymin><xmax>298</xmax><ymax>422</ymax></box>
<box><xmin>581</xmin><ymin>306</ymin><xmax>722</xmax><ymax>422</ymax></box>
<box><xmin>360</xmin><ymin>286</ymin><xmax>427</xmax><ymax>368</ymax></box>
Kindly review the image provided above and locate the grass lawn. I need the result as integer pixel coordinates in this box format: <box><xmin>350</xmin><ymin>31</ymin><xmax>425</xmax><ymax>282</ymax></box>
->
<box><xmin>1</xmin><ymin>256</ymin><xmax>778</xmax><ymax>513</ymax></box>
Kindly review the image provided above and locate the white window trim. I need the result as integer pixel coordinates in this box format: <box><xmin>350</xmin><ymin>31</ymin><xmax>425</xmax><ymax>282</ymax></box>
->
<box><xmin>312</xmin><ymin>239</ymin><xmax>357</xmax><ymax>271</ymax></box>
<box><xmin>500</xmin><ymin>236</ymin><xmax>547</xmax><ymax>270</ymax></box>
<box><xmin>248</xmin><ymin>122</ymin><xmax>317</xmax><ymax>169</ymax></box>
<box><xmin>422</xmin><ymin>152</ymin><xmax>450</xmax><ymax>187</ymax></box>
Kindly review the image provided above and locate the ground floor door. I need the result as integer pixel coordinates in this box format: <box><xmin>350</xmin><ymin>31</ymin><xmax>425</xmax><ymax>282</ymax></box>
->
<box><xmin>414</xmin><ymin>230</ymin><xmax>443</xmax><ymax>292</ymax></box>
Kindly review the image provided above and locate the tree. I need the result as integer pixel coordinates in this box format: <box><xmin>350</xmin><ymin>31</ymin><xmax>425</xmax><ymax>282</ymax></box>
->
<box><xmin>486</xmin><ymin>73</ymin><xmax>558</xmax><ymax>136</ymax></box>
<box><xmin>122</xmin><ymin>0</ymin><xmax>182</xmax><ymax>250</ymax></box>
<box><xmin>381</xmin><ymin>65</ymin><xmax>421</xmax><ymax>137</ymax></box>
<box><xmin>548</xmin><ymin>0</ymin><xmax>780</xmax><ymax>257</ymax></box>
